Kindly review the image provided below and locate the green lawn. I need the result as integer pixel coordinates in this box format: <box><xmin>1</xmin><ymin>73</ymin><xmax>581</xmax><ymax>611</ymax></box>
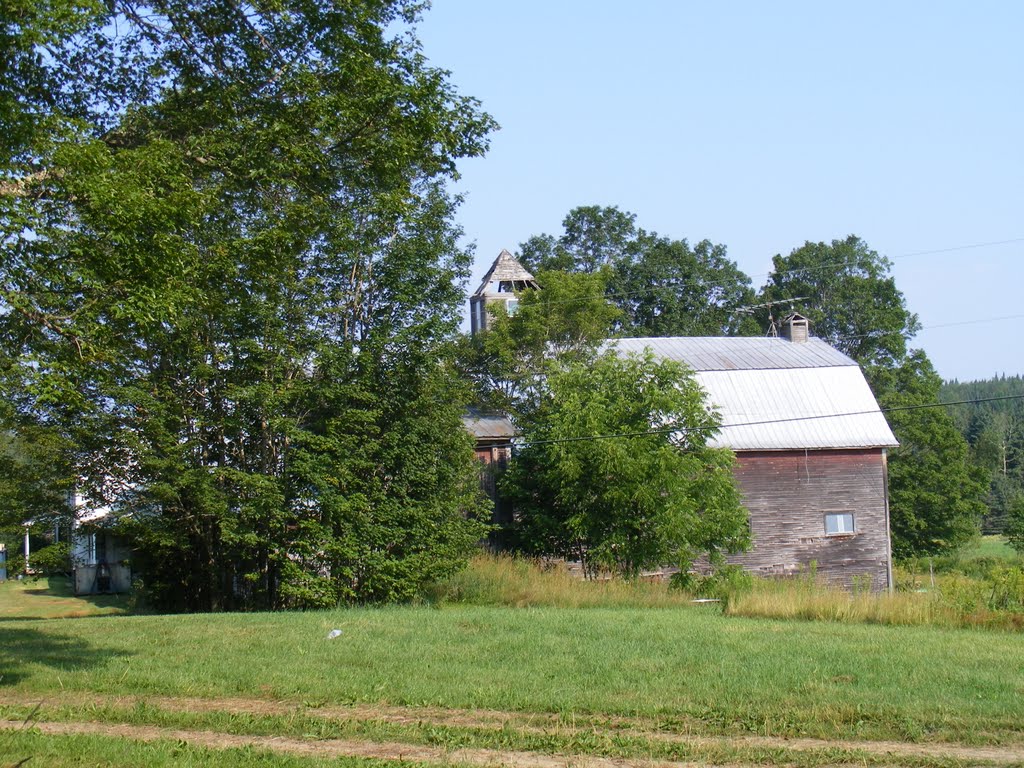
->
<box><xmin>961</xmin><ymin>535</ymin><xmax>1019</xmax><ymax>561</ymax></box>
<box><xmin>0</xmin><ymin>576</ymin><xmax>128</xmax><ymax>620</ymax></box>
<box><xmin>3</xmin><ymin>604</ymin><xmax>1023</xmax><ymax>745</ymax></box>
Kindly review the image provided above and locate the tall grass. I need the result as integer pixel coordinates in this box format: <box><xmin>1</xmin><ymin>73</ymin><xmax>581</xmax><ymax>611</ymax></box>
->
<box><xmin>427</xmin><ymin>554</ymin><xmax>695</xmax><ymax>608</ymax></box>
<box><xmin>726</xmin><ymin>571</ymin><xmax>1024</xmax><ymax>631</ymax></box>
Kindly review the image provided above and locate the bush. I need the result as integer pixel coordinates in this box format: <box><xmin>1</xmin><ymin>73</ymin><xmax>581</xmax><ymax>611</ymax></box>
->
<box><xmin>30</xmin><ymin>542</ymin><xmax>71</xmax><ymax>576</ymax></box>
<box><xmin>671</xmin><ymin>565</ymin><xmax>753</xmax><ymax>605</ymax></box>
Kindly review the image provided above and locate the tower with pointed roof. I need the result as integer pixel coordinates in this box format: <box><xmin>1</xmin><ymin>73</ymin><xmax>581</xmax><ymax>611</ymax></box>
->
<box><xmin>469</xmin><ymin>249</ymin><xmax>540</xmax><ymax>335</ymax></box>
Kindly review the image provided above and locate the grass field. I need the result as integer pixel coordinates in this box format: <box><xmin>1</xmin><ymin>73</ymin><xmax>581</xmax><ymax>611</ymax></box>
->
<box><xmin>4</xmin><ymin>603</ymin><xmax>1024</xmax><ymax>764</ymax></box>
<box><xmin>4</xmin><ymin>549</ymin><xmax>1024</xmax><ymax>767</ymax></box>
<box><xmin>0</xmin><ymin>575</ymin><xmax>128</xmax><ymax>620</ymax></box>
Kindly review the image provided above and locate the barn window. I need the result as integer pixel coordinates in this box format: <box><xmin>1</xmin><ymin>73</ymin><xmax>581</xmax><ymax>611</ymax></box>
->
<box><xmin>824</xmin><ymin>513</ymin><xmax>855</xmax><ymax>535</ymax></box>
<box><xmin>507</xmin><ymin>299</ymin><xmax>519</xmax><ymax>316</ymax></box>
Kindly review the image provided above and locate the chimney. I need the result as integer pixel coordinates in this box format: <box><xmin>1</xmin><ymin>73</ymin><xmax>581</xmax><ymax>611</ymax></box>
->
<box><xmin>780</xmin><ymin>312</ymin><xmax>809</xmax><ymax>343</ymax></box>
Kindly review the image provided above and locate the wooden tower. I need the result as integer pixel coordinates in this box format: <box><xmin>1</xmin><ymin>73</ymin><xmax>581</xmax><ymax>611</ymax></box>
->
<box><xmin>469</xmin><ymin>249</ymin><xmax>540</xmax><ymax>335</ymax></box>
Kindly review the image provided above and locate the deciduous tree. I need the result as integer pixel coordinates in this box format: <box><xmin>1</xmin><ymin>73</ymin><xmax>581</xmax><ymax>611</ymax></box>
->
<box><xmin>503</xmin><ymin>351</ymin><xmax>749</xmax><ymax>578</ymax></box>
<box><xmin>519</xmin><ymin>206</ymin><xmax>757</xmax><ymax>337</ymax></box>
<box><xmin>1</xmin><ymin>0</ymin><xmax>494</xmax><ymax>609</ymax></box>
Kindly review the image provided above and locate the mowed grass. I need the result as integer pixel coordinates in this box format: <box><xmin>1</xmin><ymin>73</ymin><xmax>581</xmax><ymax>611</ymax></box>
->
<box><xmin>3</xmin><ymin>604</ymin><xmax>1023</xmax><ymax>745</ymax></box>
<box><xmin>0</xmin><ymin>730</ymin><xmax>411</xmax><ymax>768</ymax></box>
<box><xmin>0</xmin><ymin>575</ymin><xmax>128</xmax><ymax>619</ymax></box>
<box><xmin>961</xmin><ymin>535</ymin><xmax>1018</xmax><ymax>561</ymax></box>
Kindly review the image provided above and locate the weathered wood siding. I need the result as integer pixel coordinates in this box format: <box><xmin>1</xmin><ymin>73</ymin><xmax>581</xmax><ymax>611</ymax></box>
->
<box><xmin>728</xmin><ymin>448</ymin><xmax>891</xmax><ymax>590</ymax></box>
<box><xmin>474</xmin><ymin>440</ymin><xmax>513</xmax><ymax>536</ymax></box>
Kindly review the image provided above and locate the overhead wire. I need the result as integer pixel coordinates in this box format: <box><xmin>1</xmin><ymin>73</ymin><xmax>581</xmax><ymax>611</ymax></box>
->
<box><xmin>518</xmin><ymin>394</ymin><xmax>1024</xmax><ymax>447</ymax></box>
<box><xmin>462</xmin><ymin>311</ymin><xmax>1024</xmax><ymax>383</ymax></box>
<box><xmin>495</xmin><ymin>236</ymin><xmax>1024</xmax><ymax>316</ymax></box>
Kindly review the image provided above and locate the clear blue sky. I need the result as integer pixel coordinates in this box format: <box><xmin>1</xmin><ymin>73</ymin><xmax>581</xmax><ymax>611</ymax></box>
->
<box><xmin>416</xmin><ymin>1</ymin><xmax>1023</xmax><ymax>382</ymax></box>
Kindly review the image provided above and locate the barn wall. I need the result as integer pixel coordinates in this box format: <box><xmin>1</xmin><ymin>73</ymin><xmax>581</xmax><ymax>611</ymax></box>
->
<box><xmin>474</xmin><ymin>440</ymin><xmax>513</xmax><ymax>537</ymax></box>
<box><xmin>728</xmin><ymin>448</ymin><xmax>891</xmax><ymax>590</ymax></box>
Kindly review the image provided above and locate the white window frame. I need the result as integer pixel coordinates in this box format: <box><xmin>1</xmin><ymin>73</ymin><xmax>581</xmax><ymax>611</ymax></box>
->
<box><xmin>824</xmin><ymin>512</ymin><xmax>855</xmax><ymax>536</ymax></box>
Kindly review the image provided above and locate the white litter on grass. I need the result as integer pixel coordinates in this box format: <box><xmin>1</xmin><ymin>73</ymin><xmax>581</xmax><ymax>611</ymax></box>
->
<box><xmin>327</xmin><ymin>629</ymin><xmax>343</xmax><ymax>639</ymax></box>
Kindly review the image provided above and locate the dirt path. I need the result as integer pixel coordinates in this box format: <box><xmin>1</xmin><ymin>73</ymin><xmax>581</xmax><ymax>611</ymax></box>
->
<box><xmin>0</xmin><ymin>720</ymin><xmax>749</xmax><ymax>768</ymax></box>
<box><xmin>3</xmin><ymin>692</ymin><xmax>1023</xmax><ymax>766</ymax></box>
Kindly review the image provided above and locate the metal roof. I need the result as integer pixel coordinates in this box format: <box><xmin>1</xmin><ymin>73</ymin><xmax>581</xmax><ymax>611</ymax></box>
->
<box><xmin>607</xmin><ymin>337</ymin><xmax>898</xmax><ymax>451</ymax></box>
<box><xmin>696</xmin><ymin>367</ymin><xmax>898</xmax><ymax>450</ymax></box>
<box><xmin>609</xmin><ymin>336</ymin><xmax>857</xmax><ymax>371</ymax></box>
<box><xmin>462</xmin><ymin>408</ymin><xmax>517</xmax><ymax>439</ymax></box>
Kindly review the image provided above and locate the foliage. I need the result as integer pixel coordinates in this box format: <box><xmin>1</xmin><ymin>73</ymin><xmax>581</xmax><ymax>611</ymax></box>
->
<box><xmin>872</xmin><ymin>353</ymin><xmax>987</xmax><ymax>557</ymax></box>
<box><xmin>670</xmin><ymin>563</ymin><xmax>754</xmax><ymax>605</ymax></box>
<box><xmin>426</xmin><ymin>553</ymin><xmax>696</xmax><ymax>608</ymax></box>
<box><xmin>457</xmin><ymin>268</ymin><xmax>620</xmax><ymax>418</ymax></box>
<box><xmin>0</xmin><ymin>403</ymin><xmax>75</xmax><ymax>530</ymax></box>
<box><xmin>761</xmin><ymin>236</ymin><xmax>920</xmax><ymax>367</ymax></box>
<box><xmin>27</xmin><ymin>541</ymin><xmax>71</xmax><ymax>575</ymax></box>
<box><xmin>1006</xmin><ymin>495</ymin><xmax>1024</xmax><ymax>553</ymax></box>
<box><xmin>762</xmin><ymin>237</ymin><xmax>986</xmax><ymax>558</ymax></box>
<box><xmin>942</xmin><ymin>375</ymin><xmax>1024</xmax><ymax>534</ymax></box>
<box><xmin>503</xmin><ymin>350</ymin><xmax>749</xmax><ymax>578</ymax></box>
<box><xmin>0</xmin><ymin>0</ymin><xmax>495</xmax><ymax>610</ymax></box>
<box><xmin>519</xmin><ymin>206</ymin><xmax>758</xmax><ymax>337</ymax></box>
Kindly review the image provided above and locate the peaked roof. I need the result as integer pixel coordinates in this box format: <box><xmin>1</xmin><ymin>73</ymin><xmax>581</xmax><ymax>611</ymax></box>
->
<box><xmin>462</xmin><ymin>407</ymin><xmax>516</xmax><ymax>439</ymax></box>
<box><xmin>472</xmin><ymin>250</ymin><xmax>538</xmax><ymax>297</ymax></box>
<box><xmin>608</xmin><ymin>337</ymin><xmax>898</xmax><ymax>451</ymax></box>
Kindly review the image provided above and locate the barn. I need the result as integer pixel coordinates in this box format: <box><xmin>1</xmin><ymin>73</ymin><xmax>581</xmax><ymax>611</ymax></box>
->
<box><xmin>611</xmin><ymin>315</ymin><xmax>899</xmax><ymax>590</ymax></box>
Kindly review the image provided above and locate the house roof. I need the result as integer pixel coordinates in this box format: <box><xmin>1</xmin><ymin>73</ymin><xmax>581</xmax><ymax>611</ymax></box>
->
<box><xmin>472</xmin><ymin>250</ymin><xmax>539</xmax><ymax>297</ymax></box>
<box><xmin>608</xmin><ymin>337</ymin><xmax>898</xmax><ymax>451</ymax></box>
<box><xmin>462</xmin><ymin>408</ymin><xmax>516</xmax><ymax>440</ymax></box>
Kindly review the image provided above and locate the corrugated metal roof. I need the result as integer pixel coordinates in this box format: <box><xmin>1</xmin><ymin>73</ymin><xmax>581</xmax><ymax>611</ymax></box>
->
<box><xmin>607</xmin><ymin>337</ymin><xmax>898</xmax><ymax>451</ymax></box>
<box><xmin>462</xmin><ymin>408</ymin><xmax>517</xmax><ymax>439</ymax></box>
<box><xmin>609</xmin><ymin>336</ymin><xmax>856</xmax><ymax>371</ymax></box>
<box><xmin>696</xmin><ymin>367</ymin><xmax>898</xmax><ymax>450</ymax></box>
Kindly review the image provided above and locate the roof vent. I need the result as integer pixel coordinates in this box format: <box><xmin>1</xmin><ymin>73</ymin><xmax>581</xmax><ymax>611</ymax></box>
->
<box><xmin>780</xmin><ymin>312</ymin><xmax>809</xmax><ymax>343</ymax></box>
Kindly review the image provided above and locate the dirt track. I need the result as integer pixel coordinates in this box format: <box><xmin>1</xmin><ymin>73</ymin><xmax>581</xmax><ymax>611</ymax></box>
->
<box><xmin>3</xmin><ymin>693</ymin><xmax>1023</xmax><ymax>766</ymax></box>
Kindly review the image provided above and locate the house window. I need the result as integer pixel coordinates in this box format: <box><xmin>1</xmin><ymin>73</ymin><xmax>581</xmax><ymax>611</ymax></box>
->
<box><xmin>506</xmin><ymin>299</ymin><xmax>519</xmax><ymax>316</ymax></box>
<box><xmin>824</xmin><ymin>513</ymin><xmax>855</xmax><ymax>536</ymax></box>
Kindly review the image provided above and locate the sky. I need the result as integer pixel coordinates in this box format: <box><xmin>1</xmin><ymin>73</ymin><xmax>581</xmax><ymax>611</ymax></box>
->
<box><xmin>415</xmin><ymin>1</ymin><xmax>1024</xmax><ymax>382</ymax></box>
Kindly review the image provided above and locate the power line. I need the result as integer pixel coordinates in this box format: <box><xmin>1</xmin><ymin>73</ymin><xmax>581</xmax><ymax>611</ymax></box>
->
<box><xmin>466</xmin><ymin>312</ymin><xmax>1024</xmax><ymax>383</ymax></box>
<box><xmin>809</xmin><ymin>313</ymin><xmax>1024</xmax><ymax>345</ymax></box>
<box><xmin>492</xmin><ymin>236</ymin><xmax>1024</xmax><ymax>316</ymax></box>
<box><xmin>518</xmin><ymin>394</ymin><xmax>1024</xmax><ymax>447</ymax></box>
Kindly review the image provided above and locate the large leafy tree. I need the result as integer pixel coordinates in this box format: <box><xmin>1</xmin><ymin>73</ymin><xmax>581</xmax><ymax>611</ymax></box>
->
<box><xmin>1</xmin><ymin>0</ymin><xmax>494</xmax><ymax>609</ymax></box>
<box><xmin>519</xmin><ymin>206</ymin><xmax>757</xmax><ymax>337</ymax></box>
<box><xmin>503</xmin><ymin>351</ymin><xmax>749</xmax><ymax>578</ymax></box>
<box><xmin>760</xmin><ymin>236</ymin><xmax>920</xmax><ymax>367</ymax></box>
<box><xmin>763</xmin><ymin>237</ymin><xmax>986</xmax><ymax>557</ymax></box>
<box><xmin>457</xmin><ymin>268</ymin><xmax>620</xmax><ymax>419</ymax></box>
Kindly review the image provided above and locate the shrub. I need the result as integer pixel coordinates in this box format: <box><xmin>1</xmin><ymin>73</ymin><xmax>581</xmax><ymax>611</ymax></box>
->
<box><xmin>30</xmin><ymin>542</ymin><xmax>71</xmax><ymax>576</ymax></box>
